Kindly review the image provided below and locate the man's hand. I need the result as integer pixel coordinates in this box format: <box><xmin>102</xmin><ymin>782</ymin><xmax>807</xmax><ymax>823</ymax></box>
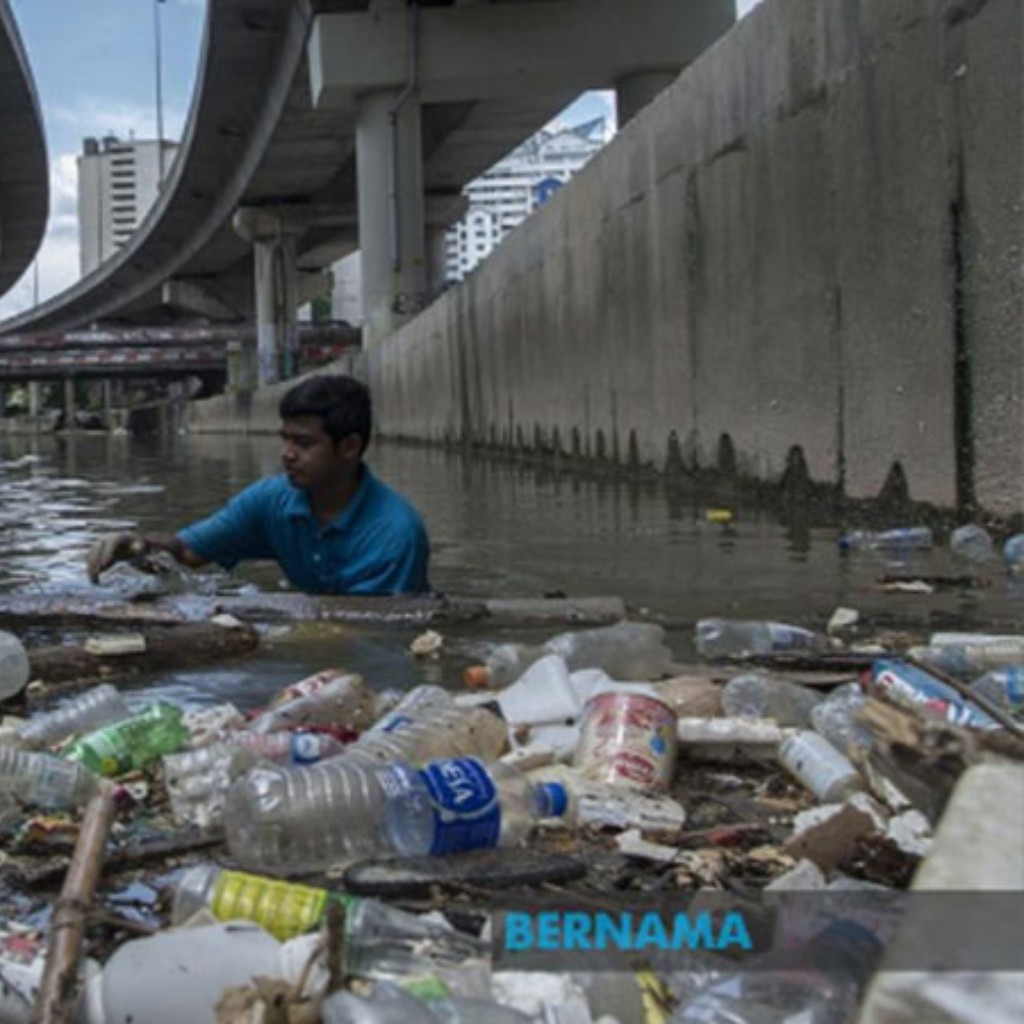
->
<box><xmin>86</xmin><ymin>532</ymin><xmax>150</xmax><ymax>584</ymax></box>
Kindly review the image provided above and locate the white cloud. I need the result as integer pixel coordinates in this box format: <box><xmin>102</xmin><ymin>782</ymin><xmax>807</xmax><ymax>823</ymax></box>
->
<box><xmin>52</xmin><ymin>97</ymin><xmax>189</xmax><ymax>149</ymax></box>
<box><xmin>0</xmin><ymin>152</ymin><xmax>84</xmax><ymax>321</ymax></box>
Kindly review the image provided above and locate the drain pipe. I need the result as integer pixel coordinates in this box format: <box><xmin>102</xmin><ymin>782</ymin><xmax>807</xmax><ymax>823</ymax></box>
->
<box><xmin>388</xmin><ymin>1</ymin><xmax>422</xmax><ymax>275</ymax></box>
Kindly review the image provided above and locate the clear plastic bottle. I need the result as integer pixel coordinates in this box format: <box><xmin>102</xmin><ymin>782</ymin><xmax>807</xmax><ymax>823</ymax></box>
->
<box><xmin>910</xmin><ymin>638</ymin><xmax>1024</xmax><ymax>679</ymax></box>
<box><xmin>249</xmin><ymin>671</ymin><xmax>376</xmax><ymax>734</ymax></box>
<box><xmin>695</xmin><ymin>619</ymin><xmax>828</xmax><ymax>660</ymax></box>
<box><xmin>64</xmin><ymin>702</ymin><xmax>187</xmax><ymax>777</ymax></box>
<box><xmin>162</xmin><ymin>743</ymin><xmax>259</xmax><ymax>831</ymax></box>
<box><xmin>543</xmin><ymin>621</ymin><xmax>674</xmax><ymax>680</ymax></box>
<box><xmin>949</xmin><ymin>523</ymin><xmax>994</xmax><ymax>563</ymax></box>
<box><xmin>341</xmin><ymin>899</ymin><xmax>487</xmax><ymax>981</ymax></box>
<box><xmin>197</xmin><ymin>729</ymin><xmax>347</xmax><ymax>766</ymax></box>
<box><xmin>17</xmin><ymin>684</ymin><xmax>132</xmax><ymax>750</ymax></box>
<box><xmin>671</xmin><ymin>920</ymin><xmax>883</xmax><ymax>1024</ymax></box>
<box><xmin>172</xmin><ymin>863</ymin><xmax>350</xmax><ymax>940</ymax></box>
<box><xmin>968</xmin><ymin>666</ymin><xmax>1024</xmax><ymax>716</ymax></box>
<box><xmin>0</xmin><ymin>747</ymin><xmax>100</xmax><ymax>809</ymax></box>
<box><xmin>346</xmin><ymin>688</ymin><xmax>508</xmax><ymax>766</ymax></box>
<box><xmin>837</xmin><ymin>526</ymin><xmax>934</xmax><ymax>551</ymax></box>
<box><xmin>0</xmin><ymin>630</ymin><xmax>30</xmax><ymax>701</ymax></box>
<box><xmin>1003</xmin><ymin>533</ymin><xmax>1024</xmax><ymax>572</ymax></box>
<box><xmin>464</xmin><ymin>621</ymin><xmax>675</xmax><ymax>688</ymax></box>
<box><xmin>224</xmin><ymin>759</ymin><xmax>411</xmax><ymax>875</ymax></box>
<box><xmin>383</xmin><ymin>757</ymin><xmax>568</xmax><ymax>856</ymax></box>
<box><xmin>778</xmin><ymin>731</ymin><xmax>865</xmax><ymax>803</ymax></box>
<box><xmin>810</xmin><ymin>687</ymin><xmax>872</xmax><ymax>758</ymax></box>
<box><xmin>721</xmin><ymin>672</ymin><xmax>823</xmax><ymax>726</ymax></box>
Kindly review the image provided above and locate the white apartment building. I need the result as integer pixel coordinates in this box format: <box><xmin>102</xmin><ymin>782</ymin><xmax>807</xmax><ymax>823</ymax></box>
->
<box><xmin>77</xmin><ymin>136</ymin><xmax>179</xmax><ymax>276</ymax></box>
<box><xmin>444</xmin><ymin>116</ymin><xmax>610</xmax><ymax>281</ymax></box>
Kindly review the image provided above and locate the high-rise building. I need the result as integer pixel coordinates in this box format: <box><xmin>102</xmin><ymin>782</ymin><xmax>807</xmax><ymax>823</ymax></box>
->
<box><xmin>444</xmin><ymin>116</ymin><xmax>610</xmax><ymax>281</ymax></box>
<box><xmin>77</xmin><ymin>136</ymin><xmax>179</xmax><ymax>276</ymax></box>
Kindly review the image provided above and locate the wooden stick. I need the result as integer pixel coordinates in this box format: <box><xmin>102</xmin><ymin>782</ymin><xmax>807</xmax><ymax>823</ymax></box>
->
<box><xmin>33</xmin><ymin>782</ymin><xmax>116</xmax><ymax>1024</ymax></box>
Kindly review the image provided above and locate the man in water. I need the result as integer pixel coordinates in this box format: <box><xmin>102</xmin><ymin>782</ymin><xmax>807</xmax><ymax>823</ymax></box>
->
<box><xmin>86</xmin><ymin>375</ymin><xmax>430</xmax><ymax>595</ymax></box>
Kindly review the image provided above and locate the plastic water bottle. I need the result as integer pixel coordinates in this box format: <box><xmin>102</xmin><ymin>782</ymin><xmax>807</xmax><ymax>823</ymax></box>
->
<box><xmin>0</xmin><ymin>630</ymin><xmax>30</xmax><ymax>701</ymax></box>
<box><xmin>64</xmin><ymin>702</ymin><xmax>187</xmax><ymax>776</ymax></box>
<box><xmin>908</xmin><ymin>639</ymin><xmax>1024</xmax><ymax>678</ymax></box>
<box><xmin>838</xmin><ymin>526</ymin><xmax>934</xmax><ymax>551</ymax></box>
<box><xmin>672</xmin><ymin>920</ymin><xmax>882</xmax><ymax>1023</ymax></box>
<box><xmin>949</xmin><ymin>524</ymin><xmax>994</xmax><ymax>563</ymax></box>
<box><xmin>224</xmin><ymin>759</ymin><xmax>410</xmax><ymax>874</ymax></box>
<box><xmin>191</xmin><ymin>730</ymin><xmax>347</xmax><ymax>766</ymax></box>
<box><xmin>172</xmin><ymin>863</ymin><xmax>350</xmax><ymax>940</ymax></box>
<box><xmin>969</xmin><ymin>667</ymin><xmax>1024</xmax><ymax>716</ymax></box>
<box><xmin>249</xmin><ymin>670</ymin><xmax>376</xmax><ymax>734</ymax></box>
<box><xmin>721</xmin><ymin>672</ymin><xmax>823</xmax><ymax>726</ymax></box>
<box><xmin>0</xmin><ymin>747</ymin><xmax>100</xmax><ymax>809</ymax></box>
<box><xmin>345</xmin><ymin>688</ymin><xmax>509</xmax><ymax>766</ymax></box>
<box><xmin>810</xmin><ymin>686</ymin><xmax>872</xmax><ymax>758</ymax></box>
<box><xmin>871</xmin><ymin>659</ymin><xmax>999</xmax><ymax>728</ymax></box>
<box><xmin>340</xmin><ymin>898</ymin><xmax>488</xmax><ymax>981</ymax></box>
<box><xmin>17</xmin><ymin>684</ymin><xmax>132</xmax><ymax>751</ymax></box>
<box><xmin>778</xmin><ymin>731</ymin><xmax>864</xmax><ymax>803</ymax></box>
<box><xmin>695</xmin><ymin>619</ymin><xmax>828</xmax><ymax>660</ymax></box>
<box><xmin>1003</xmin><ymin>533</ymin><xmax>1024</xmax><ymax>572</ymax></box>
<box><xmin>162</xmin><ymin>743</ymin><xmax>260</xmax><ymax>831</ymax></box>
<box><xmin>383</xmin><ymin>757</ymin><xmax>568</xmax><ymax>856</ymax></box>
<box><xmin>464</xmin><ymin>621</ymin><xmax>675</xmax><ymax>688</ymax></box>
<box><xmin>543</xmin><ymin>621</ymin><xmax>674</xmax><ymax>680</ymax></box>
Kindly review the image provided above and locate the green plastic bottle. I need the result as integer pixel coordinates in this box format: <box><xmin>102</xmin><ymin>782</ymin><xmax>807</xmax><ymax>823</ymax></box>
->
<box><xmin>64</xmin><ymin>702</ymin><xmax>187</xmax><ymax>777</ymax></box>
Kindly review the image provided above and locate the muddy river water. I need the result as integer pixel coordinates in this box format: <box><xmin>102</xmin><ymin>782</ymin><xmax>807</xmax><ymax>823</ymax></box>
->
<box><xmin>1</xmin><ymin>431</ymin><xmax>1021</xmax><ymax>712</ymax></box>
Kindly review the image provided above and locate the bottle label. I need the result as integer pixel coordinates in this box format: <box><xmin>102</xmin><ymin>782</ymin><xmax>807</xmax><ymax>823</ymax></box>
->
<box><xmin>378</xmin><ymin>714</ymin><xmax>412</xmax><ymax>734</ymax></box>
<box><xmin>211</xmin><ymin>871</ymin><xmax>327</xmax><ymax>941</ymax></box>
<box><xmin>766</xmin><ymin>623</ymin><xmax>813</xmax><ymax>650</ymax></box>
<box><xmin>418</xmin><ymin>757</ymin><xmax>501</xmax><ymax>855</ymax></box>
<box><xmin>289</xmin><ymin>733</ymin><xmax>324</xmax><ymax>765</ymax></box>
<box><xmin>873</xmin><ymin>661</ymin><xmax>997</xmax><ymax>729</ymax></box>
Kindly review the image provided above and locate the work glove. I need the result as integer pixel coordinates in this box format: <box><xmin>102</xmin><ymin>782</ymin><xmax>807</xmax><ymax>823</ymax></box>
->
<box><xmin>86</xmin><ymin>532</ymin><xmax>150</xmax><ymax>584</ymax></box>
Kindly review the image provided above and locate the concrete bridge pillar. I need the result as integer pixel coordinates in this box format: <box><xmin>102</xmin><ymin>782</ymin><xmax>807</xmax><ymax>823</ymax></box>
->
<box><xmin>426</xmin><ymin>226</ymin><xmax>450</xmax><ymax>300</ymax></box>
<box><xmin>615</xmin><ymin>70</ymin><xmax>679</xmax><ymax>125</ymax></box>
<box><xmin>233</xmin><ymin>209</ymin><xmax>301</xmax><ymax>387</ymax></box>
<box><xmin>27</xmin><ymin>382</ymin><xmax>41</xmax><ymax>419</ymax></box>
<box><xmin>356</xmin><ymin>87</ymin><xmax>427</xmax><ymax>347</ymax></box>
<box><xmin>63</xmin><ymin>378</ymin><xmax>77</xmax><ymax>430</ymax></box>
<box><xmin>0</xmin><ymin>384</ymin><xmax>6</xmax><ymax>418</ymax></box>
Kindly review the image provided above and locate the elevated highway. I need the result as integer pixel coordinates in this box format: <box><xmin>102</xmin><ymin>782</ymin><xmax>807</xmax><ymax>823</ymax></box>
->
<box><xmin>0</xmin><ymin>0</ymin><xmax>48</xmax><ymax>300</ymax></box>
<box><xmin>0</xmin><ymin>0</ymin><xmax>734</xmax><ymax>386</ymax></box>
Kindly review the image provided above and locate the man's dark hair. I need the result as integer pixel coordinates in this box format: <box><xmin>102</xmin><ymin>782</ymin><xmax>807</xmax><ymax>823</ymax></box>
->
<box><xmin>279</xmin><ymin>375</ymin><xmax>372</xmax><ymax>452</ymax></box>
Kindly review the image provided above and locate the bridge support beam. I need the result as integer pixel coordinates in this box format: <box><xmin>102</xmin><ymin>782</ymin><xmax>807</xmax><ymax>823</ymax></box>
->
<box><xmin>27</xmin><ymin>382</ymin><xmax>41</xmax><ymax>419</ymax></box>
<box><xmin>233</xmin><ymin>209</ymin><xmax>302</xmax><ymax>387</ymax></box>
<box><xmin>356</xmin><ymin>88</ymin><xmax>427</xmax><ymax>347</ymax></box>
<box><xmin>615</xmin><ymin>70</ymin><xmax>678</xmax><ymax>126</ymax></box>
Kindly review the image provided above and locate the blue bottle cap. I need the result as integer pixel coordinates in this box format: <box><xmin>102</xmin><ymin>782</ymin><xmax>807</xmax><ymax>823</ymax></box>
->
<box><xmin>539</xmin><ymin>782</ymin><xmax>568</xmax><ymax>818</ymax></box>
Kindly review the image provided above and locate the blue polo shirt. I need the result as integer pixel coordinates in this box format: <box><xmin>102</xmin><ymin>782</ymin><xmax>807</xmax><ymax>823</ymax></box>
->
<box><xmin>177</xmin><ymin>467</ymin><xmax>429</xmax><ymax>595</ymax></box>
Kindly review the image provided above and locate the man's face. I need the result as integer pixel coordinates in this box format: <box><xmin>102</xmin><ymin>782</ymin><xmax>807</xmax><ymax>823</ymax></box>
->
<box><xmin>279</xmin><ymin>415</ymin><xmax>360</xmax><ymax>490</ymax></box>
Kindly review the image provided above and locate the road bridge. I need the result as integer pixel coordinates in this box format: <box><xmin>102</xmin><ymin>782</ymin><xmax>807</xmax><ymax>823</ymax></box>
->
<box><xmin>0</xmin><ymin>0</ymin><xmax>734</xmax><ymax>388</ymax></box>
<box><xmin>0</xmin><ymin>0</ymin><xmax>48</xmax><ymax>300</ymax></box>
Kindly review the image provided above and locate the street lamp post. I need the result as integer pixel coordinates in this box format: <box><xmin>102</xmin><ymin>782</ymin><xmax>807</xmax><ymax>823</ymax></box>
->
<box><xmin>153</xmin><ymin>0</ymin><xmax>166</xmax><ymax>182</ymax></box>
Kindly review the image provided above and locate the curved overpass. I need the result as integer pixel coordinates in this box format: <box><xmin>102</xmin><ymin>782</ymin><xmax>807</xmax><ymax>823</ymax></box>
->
<box><xmin>0</xmin><ymin>0</ymin><xmax>48</xmax><ymax>300</ymax></box>
<box><xmin>0</xmin><ymin>0</ymin><xmax>732</xmax><ymax>341</ymax></box>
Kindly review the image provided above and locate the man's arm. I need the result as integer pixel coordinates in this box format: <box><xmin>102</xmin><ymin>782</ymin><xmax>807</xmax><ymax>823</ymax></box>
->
<box><xmin>85</xmin><ymin>531</ymin><xmax>207</xmax><ymax>583</ymax></box>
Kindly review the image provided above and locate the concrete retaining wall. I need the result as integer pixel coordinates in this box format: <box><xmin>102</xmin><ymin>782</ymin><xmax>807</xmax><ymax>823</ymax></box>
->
<box><xmin>362</xmin><ymin>0</ymin><xmax>1023</xmax><ymax>513</ymax></box>
<box><xmin>190</xmin><ymin>0</ymin><xmax>1022</xmax><ymax>514</ymax></box>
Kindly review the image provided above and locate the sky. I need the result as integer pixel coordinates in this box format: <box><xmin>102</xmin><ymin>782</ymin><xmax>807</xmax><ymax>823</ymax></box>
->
<box><xmin>0</xmin><ymin>0</ymin><xmax>761</xmax><ymax>320</ymax></box>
